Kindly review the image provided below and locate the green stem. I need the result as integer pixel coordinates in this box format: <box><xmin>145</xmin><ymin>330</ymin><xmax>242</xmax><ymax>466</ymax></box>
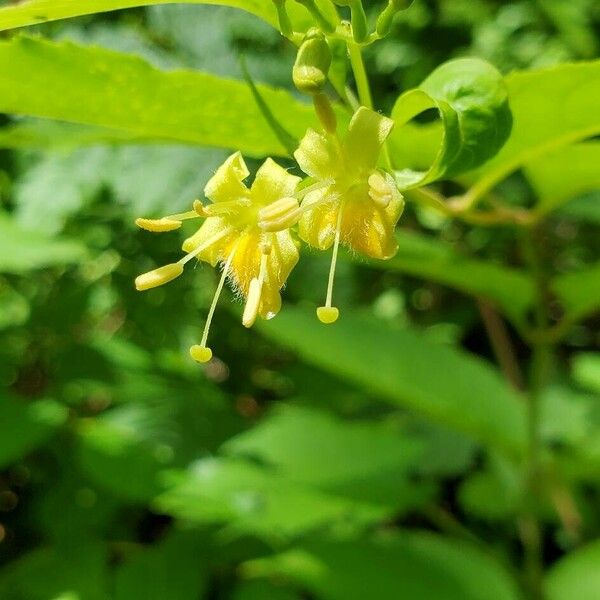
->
<box><xmin>521</xmin><ymin>227</ymin><xmax>554</xmax><ymax>600</ymax></box>
<box><xmin>346</xmin><ymin>40</ymin><xmax>397</xmax><ymax>171</ymax></box>
<box><xmin>347</xmin><ymin>41</ymin><xmax>372</xmax><ymax>108</ymax></box>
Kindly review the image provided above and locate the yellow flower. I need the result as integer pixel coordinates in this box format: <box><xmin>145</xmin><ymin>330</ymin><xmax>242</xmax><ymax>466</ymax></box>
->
<box><xmin>134</xmin><ymin>152</ymin><xmax>301</xmax><ymax>363</ymax></box>
<box><xmin>293</xmin><ymin>106</ymin><xmax>404</xmax><ymax>323</ymax></box>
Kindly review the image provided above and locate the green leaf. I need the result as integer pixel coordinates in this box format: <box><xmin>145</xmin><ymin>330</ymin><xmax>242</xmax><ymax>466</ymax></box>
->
<box><xmin>390</xmin><ymin>58</ymin><xmax>512</xmax><ymax>188</ymax></box>
<box><xmin>462</xmin><ymin>61</ymin><xmax>600</xmax><ymax>205</ymax></box>
<box><xmin>0</xmin><ymin>0</ymin><xmax>336</xmax><ymax>33</ymax></box>
<box><xmin>155</xmin><ymin>457</ymin><xmax>389</xmax><ymax>539</ymax></box>
<box><xmin>77</xmin><ymin>403</ymin><xmax>177</xmax><ymax>502</ymax></box>
<box><xmin>0</xmin><ymin>214</ymin><xmax>87</xmax><ymax>272</ymax></box>
<box><xmin>232</xmin><ymin>581</ymin><xmax>301</xmax><ymax>600</ymax></box>
<box><xmin>369</xmin><ymin>230</ymin><xmax>535</xmax><ymax>325</ymax></box>
<box><xmin>259</xmin><ymin>308</ymin><xmax>526</xmax><ymax>456</ymax></box>
<box><xmin>224</xmin><ymin>405</ymin><xmax>422</xmax><ymax>487</ymax></box>
<box><xmin>546</xmin><ymin>540</ymin><xmax>600</xmax><ymax>600</ymax></box>
<box><xmin>572</xmin><ymin>353</ymin><xmax>600</xmax><ymax>395</ymax></box>
<box><xmin>0</xmin><ymin>36</ymin><xmax>317</xmax><ymax>157</ymax></box>
<box><xmin>114</xmin><ymin>531</ymin><xmax>208</xmax><ymax>600</ymax></box>
<box><xmin>223</xmin><ymin>405</ymin><xmax>430</xmax><ymax>507</ymax></box>
<box><xmin>551</xmin><ymin>261</ymin><xmax>600</xmax><ymax>323</ymax></box>
<box><xmin>244</xmin><ymin>532</ymin><xmax>521</xmax><ymax>600</ymax></box>
<box><xmin>0</xmin><ymin>120</ymin><xmax>145</xmax><ymax>149</ymax></box>
<box><xmin>525</xmin><ymin>143</ymin><xmax>600</xmax><ymax>215</ymax></box>
<box><xmin>0</xmin><ymin>396</ymin><xmax>67</xmax><ymax>469</ymax></box>
<box><xmin>0</xmin><ymin>542</ymin><xmax>108</xmax><ymax>600</ymax></box>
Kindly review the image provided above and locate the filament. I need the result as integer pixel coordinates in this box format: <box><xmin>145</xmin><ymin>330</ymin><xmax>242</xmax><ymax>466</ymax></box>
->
<box><xmin>199</xmin><ymin>244</ymin><xmax>238</xmax><ymax>349</ymax></box>
<box><xmin>178</xmin><ymin>227</ymin><xmax>233</xmax><ymax>266</ymax></box>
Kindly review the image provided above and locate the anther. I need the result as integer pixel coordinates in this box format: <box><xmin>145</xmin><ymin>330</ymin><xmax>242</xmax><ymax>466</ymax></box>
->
<box><xmin>317</xmin><ymin>306</ymin><xmax>339</xmax><ymax>324</ymax></box>
<box><xmin>135</xmin><ymin>263</ymin><xmax>184</xmax><ymax>291</ymax></box>
<box><xmin>190</xmin><ymin>345</ymin><xmax>213</xmax><ymax>363</ymax></box>
<box><xmin>135</xmin><ymin>210</ymin><xmax>200</xmax><ymax>233</ymax></box>
<box><xmin>258</xmin><ymin>197</ymin><xmax>300</xmax><ymax>232</ymax></box>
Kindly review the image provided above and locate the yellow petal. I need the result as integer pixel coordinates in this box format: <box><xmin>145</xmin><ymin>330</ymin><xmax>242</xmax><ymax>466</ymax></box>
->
<box><xmin>340</xmin><ymin>185</ymin><xmax>404</xmax><ymax>260</ymax></box>
<box><xmin>204</xmin><ymin>151</ymin><xmax>250</xmax><ymax>204</ymax></box>
<box><xmin>227</xmin><ymin>229</ymin><xmax>298</xmax><ymax>321</ymax></box>
<box><xmin>251</xmin><ymin>158</ymin><xmax>301</xmax><ymax>206</ymax></box>
<box><xmin>298</xmin><ymin>187</ymin><xmax>339</xmax><ymax>250</ymax></box>
<box><xmin>343</xmin><ymin>107</ymin><xmax>394</xmax><ymax>171</ymax></box>
<box><xmin>294</xmin><ymin>128</ymin><xmax>341</xmax><ymax>180</ymax></box>
<box><xmin>182</xmin><ymin>217</ymin><xmax>237</xmax><ymax>266</ymax></box>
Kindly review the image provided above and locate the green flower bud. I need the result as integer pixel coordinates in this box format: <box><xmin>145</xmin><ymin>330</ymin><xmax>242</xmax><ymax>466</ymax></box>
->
<box><xmin>293</xmin><ymin>32</ymin><xmax>332</xmax><ymax>95</ymax></box>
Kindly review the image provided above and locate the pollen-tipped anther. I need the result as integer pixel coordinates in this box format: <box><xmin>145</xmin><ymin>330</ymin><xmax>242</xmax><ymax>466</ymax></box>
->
<box><xmin>317</xmin><ymin>306</ymin><xmax>339</xmax><ymax>324</ymax></box>
<box><xmin>258</xmin><ymin>197</ymin><xmax>300</xmax><ymax>232</ymax></box>
<box><xmin>190</xmin><ymin>345</ymin><xmax>213</xmax><ymax>363</ymax></box>
<box><xmin>135</xmin><ymin>263</ymin><xmax>184</xmax><ymax>291</ymax></box>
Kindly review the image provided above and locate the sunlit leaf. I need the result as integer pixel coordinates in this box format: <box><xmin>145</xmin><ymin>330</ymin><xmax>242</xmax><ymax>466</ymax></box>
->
<box><xmin>0</xmin><ymin>0</ymin><xmax>338</xmax><ymax>33</ymax></box>
<box><xmin>390</xmin><ymin>58</ymin><xmax>512</xmax><ymax>188</ymax></box>
<box><xmin>244</xmin><ymin>532</ymin><xmax>521</xmax><ymax>600</ymax></box>
<box><xmin>546</xmin><ymin>540</ymin><xmax>600</xmax><ymax>600</ymax></box>
<box><xmin>259</xmin><ymin>308</ymin><xmax>527</xmax><ymax>456</ymax></box>
<box><xmin>0</xmin><ymin>36</ymin><xmax>317</xmax><ymax>157</ymax></box>
<box><xmin>0</xmin><ymin>214</ymin><xmax>87</xmax><ymax>272</ymax></box>
<box><xmin>368</xmin><ymin>230</ymin><xmax>535</xmax><ymax>325</ymax></box>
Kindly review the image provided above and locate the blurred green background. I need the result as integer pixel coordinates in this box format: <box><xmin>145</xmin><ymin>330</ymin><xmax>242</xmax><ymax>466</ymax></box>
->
<box><xmin>0</xmin><ymin>1</ymin><xmax>599</xmax><ymax>598</ymax></box>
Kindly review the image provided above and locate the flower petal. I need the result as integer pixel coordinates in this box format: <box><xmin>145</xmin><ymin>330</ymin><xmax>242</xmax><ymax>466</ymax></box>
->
<box><xmin>251</xmin><ymin>158</ymin><xmax>301</xmax><ymax>206</ymax></box>
<box><xmin>298</xmin><ymin>187</ymin><xmax>339</xmax><ymax>250</ymax></box>
<box><xmin>340</xmin><ymin>183</ymin><xmax>404</xmax><ymax>260</ymax></box>
<box><xmin>260</xmin><ymin>230</ymin><xmax>299</xmax><ymax>319</ymax></box>
<box><xmin>204</xmin><ymin>151</ymin><xmax>250</xmax><ymax>204</ymax></box>
<box><xmin>227</xmin><ymin>229</ymin><xmax>298</xmax><ymax>320</ymax></box>
<box><xmin>294</xmin><ymin>129</ymin><xmax>340</xmax><ymax>180</ymax></box>
<box><xmin>182</xmin><ymin>217</ymin><xmax>236</xmax><ymax>266</ymax></box>
<box><xmin>343</xmin><ymin>107</ymin><xmax>394</xmax><ymax>171</ymax></box>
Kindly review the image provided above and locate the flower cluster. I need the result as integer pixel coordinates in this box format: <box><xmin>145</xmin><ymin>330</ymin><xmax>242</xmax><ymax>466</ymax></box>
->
<box><xmin>135</xmin><ymin>106</ymin><xmax>403</xmax><ymax>362</ymax></box>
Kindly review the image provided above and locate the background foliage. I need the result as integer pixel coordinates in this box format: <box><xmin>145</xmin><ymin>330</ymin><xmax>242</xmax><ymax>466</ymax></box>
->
<box><xmin>0</xmin><ymin>0</ymin><xmax>599</xmax><ymax>598</ymax></box>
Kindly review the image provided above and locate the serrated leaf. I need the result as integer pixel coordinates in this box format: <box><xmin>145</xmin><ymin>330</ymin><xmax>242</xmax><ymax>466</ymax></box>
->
<box><xmin>244</xmin><ymin>532</ymin><xmax>521</xmax><ymax>600</ymax></box>
<box><xmin>0</xmin><ymin>36</ymin><xmax>317</xmax><ymax>157</ymax></box>
<box><xmin>390</xmin><ymin>58</ymin><xmax>512</xmax><ymax>188</ymax></box>
<box><xmin>258</xmin><ymin>308</ymin><xmax>526</xmax><ymax>456</ymax></box>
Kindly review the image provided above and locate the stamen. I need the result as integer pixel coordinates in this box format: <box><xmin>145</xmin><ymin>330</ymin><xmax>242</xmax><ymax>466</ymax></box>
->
<box><xmin>178</xmin><ymin>227</ymin><xmax>233</xmax><ymax>266</ymax></box>
<box><xmin>135</xmin><ymin>263</ymin><xmax>184</xmax><ymax>291</ymax></box>
<box><xmin>190</xmin><ymin>244</ymin><xmax>238</xmax><ymax>363</ymax></box>
<box><xmin>135</xmin><ymin>210</ymin><xmax>200</xmax><ymax>232</ymax></box>
<box><xmin>242</xmin><ymin>252</ymin><xmax>268</xmax><ymax>328</ymax></box>
<box><xmin>202</xmin><ymin>198</ymin><xmax>251</xmax><ymax>216</ymax></box>
<box><xmin>294</xmin><ymin>178</ymin><xmax>335</xmax><ymax>201</ymax></box>
<box><xmin>317</xmin><ymin>203</ymin><xmax>344</xmax><ymax>325</ymax></box>
<box><xmin>258</xmin><ymin>197</ymin><xmax>300</xmax><ymax>232</ymax></box>
<box><xmin>368</xmin><ymin>172</ymin><xmax>392</xmax><ymax>208</ymax></box>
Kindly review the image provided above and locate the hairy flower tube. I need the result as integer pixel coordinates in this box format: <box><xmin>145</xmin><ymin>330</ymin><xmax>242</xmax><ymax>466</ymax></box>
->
<box><xmin>135</xmin><ymin>152</ymin><xmax>301</xmax><ymax>363</ymax></box>
<box><xmin>294</xmin><ymin>106</ymin><xmax>404</xmax><ymax>324</ymax></box>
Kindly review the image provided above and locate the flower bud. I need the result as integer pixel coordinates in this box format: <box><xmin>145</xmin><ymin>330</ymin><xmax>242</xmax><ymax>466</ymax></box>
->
<box><xmin>293</xmin><ymin>31</ymin><xmax>332</xmax><ymax>95</ymax></box>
